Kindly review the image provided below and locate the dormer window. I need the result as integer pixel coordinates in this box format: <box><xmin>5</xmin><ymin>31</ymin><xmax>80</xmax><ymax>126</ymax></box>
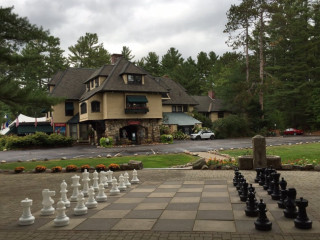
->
<box><xmin>95</xmin><ymin>79</ymin><xmax>99</xmax><ymax>87</ymax></box>
<box><xmin>86</xmin><ymin>83</ymin><xmax>90</xmax><ymax>92</ymax></box>
<box><xmin>128</xmin><ymin>74</ymin><xmax>142</xmax><ymax>85</ymax></box>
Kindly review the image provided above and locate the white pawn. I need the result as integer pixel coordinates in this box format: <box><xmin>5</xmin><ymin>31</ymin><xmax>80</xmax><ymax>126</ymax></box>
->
<box><xmin>99</xmin><ymin>171</ymin><xmax>108</xmax><ymax>188</ymax></box>
<box><xmin>19</xmin><ymin>198</ymin><xmax>35</xmax><ymax>225</ymax></box>
<box><xmin>70</xmin><ymin>175</ymin><xmax>81</xmax><ymax>202</ymax></box>
<box><xmin>106</xmin><ymin>169</ymin><xmax>113</xmax><ymax>184</ymax></box>
<box><xmin>82</xmin><ymin>169</ymin><xmax>90</xmax><ymax>197</ymax></box>
<box><xmin>131</xmin><ymin>169</ymin><xmax>140</xmax><ymax>184</ymax></box>
<box><xmin>60</xmin><ymin>180</ymin><xmax>70</xmax><ymax>208</ymax></box>
<box><xmin>92</xmin><ymin>170</ymin><xmax>99</xmax><ymax>192</ymax></box>
<box><xmin>54</xmin><ymin>200</ymin><xmax>69</xmax><ymax>227</ymax></box>
<box><xmin>40</xmin><ymin>189</ymin><xmax>55</xmax><ymax>216</ymax></box>
<box><xmin>118</xmin><ymin>174</ymin><xmax>127</xmax><ymax>191</ymax></box>
<box><xmin>110</xmin><ymin>177</ymin><xmax>120</xmax><ymax>195</ymax></box>
<box><xmin>74</xmin><ymin>191</ymin><xmax>87</xmax><ymax>215</ymax></box>
<box><xmin>96</xmin><ymin>183</ymin><xmax>108</xmax><ymax>202</ymax></box>
<box><xmin>85</xmin><ymin>187</ymin><xmax>98</xmax><ymax>208</ymax></box>
<box><xmin>124</xmin><ymin>171</ymin><xmax>131</xmax><ymax>188</ymax></box>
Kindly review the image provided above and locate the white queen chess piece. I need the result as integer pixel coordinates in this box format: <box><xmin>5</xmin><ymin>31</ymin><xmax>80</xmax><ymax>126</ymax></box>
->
<box><xmin>96</xmin><ymin>183</ymin><xmax>108</xmax><ymax>202</ymax></box>
<box><xmin>124</xmin><ymin>171</ymin><xmax>131</xmax><ymax>188</ymax></box>
<box><xmin>54</xmin><ymin>200</ymin><xmax>69</xmax><ymax>227</ymax></box>
<box><xmin>73</xmin><ymin>191</ymin><xmax>88</xmax><ymax>215</ymax></box>
<box><xmin>118</xmin><ymin>174</ymin><xmax>127</xmax><ymax>191</ymax></box>
<box><xmin>131</xmin><ymin>169</ymin><xmax>140</xmax><ymax>184</ymax></box>
<box><xmin>109</xmin><ymin>177</ymin><xmax>120</xmax><ymax>195</ymax></box>
<box><xmin>19</xmin><ymin>198</ymin><xmax>35</xmax><ymax>225</ymax></box>
<box><xmin>82</xmin><ymin>169</ymin><xmax>90</xmax><ymax>197</ymax></box>
<box><xmin>85</xmin><ymin>187</ymin><xmax>98</xmax><ymax>208</ymax></box>
<box><xmin>92</xmin><ymin>170</ymin><xmax>99</xmax><ymax>192</ymax></box>
<box><xmin>70</xmin><ymin>175</ymin><xmax>81</xmax><ymax>202</ymax></box>
<box><xmin>40</xmin><ymin>189</ymin><xmax>55</xmax><ymax>215</ymax></box>
<box><xmin>60</xmin><ymin>180</ymin><xmax>70</xmax><ymax>208</ymax></box>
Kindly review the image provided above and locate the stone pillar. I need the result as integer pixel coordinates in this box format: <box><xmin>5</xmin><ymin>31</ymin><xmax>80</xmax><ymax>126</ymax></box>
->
<box><xmin>252</xmin><ymin>135</ymin><xmax>267</xmax><ymax>168</ymax></box>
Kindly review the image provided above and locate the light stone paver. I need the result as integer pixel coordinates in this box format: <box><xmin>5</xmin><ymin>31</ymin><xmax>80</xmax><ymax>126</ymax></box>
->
<box><xmin>199</xmin><ymin>203</ymin><xmax>232</xmax><ymax>210</ymax></box>
<box><xmin>160</xmin><ymin>210</ymin><xmax>197</xmax><ymax>219</ymax></box>
<box><xmin>112</xmin><ymin>219</ymin><xmax>156</xmax><ymax>230</ymax></box>
<box><xmin>90</xmin><ymin>210</ymin><xmax>130</xmax><ymax>218</ymax></box>
<box><xmin>193</xmin><ymin>220</ymin><xmax>236</xmax><ymax>232</ymax></box>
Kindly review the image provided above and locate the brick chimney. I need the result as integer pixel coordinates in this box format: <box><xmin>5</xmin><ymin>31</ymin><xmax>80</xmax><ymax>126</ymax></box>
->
<box><xmin>208</xmin><ymin>90</ymin><xmax>215</xmax><ymax>99</ymax></box>
<box><xmin>111</xmin><ymin>54</ymin><xmax>123</xmax><ymax>65</ymax></box>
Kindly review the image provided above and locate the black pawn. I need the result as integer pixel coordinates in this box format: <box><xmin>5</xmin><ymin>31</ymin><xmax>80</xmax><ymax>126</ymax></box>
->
<box><xmin>254</xmin><ymin>168</ymin><xmax>261</xmax><ymax>183</ymax></box>
<box><xmin>284</xmin><ymin>188</ymin><xmax>298</xmax><ymax>218</ymax></box>
<box><xmin>245</xmin><ymin>187</ymin><xmax>259</xmax><ymax>217</ymax></box>
<box><xmin>254</xmin><ymin>199</ymin><xmax>272</xmax><ymax>231</ymax></box>
<box><xmin>238</xmin><ymin>179</ymin><xmax>246</xmax><ymax>196</ymax></box>
<box><xmin>294</xmin><ymin>197</ymin><xmax>312</xmax><ymax>229</ymax></box>
<box><xmin>271</xmin><ymin>173</ymin><xmax>281</xmax><ymax>200</ymax></box>
<box><xmin>277</xmin><ymin>177</ymin><xmax>287</xmax><ymax>209</ymax></box>
<box><xmin>240</xmin><ymin>182</ymin><xmax>249</xmax><ymax>202</ymax></box>
<box><xmin>233</xmin><ymin>170</ymin><xmax>240</xmax><ymax>187</ymax></box>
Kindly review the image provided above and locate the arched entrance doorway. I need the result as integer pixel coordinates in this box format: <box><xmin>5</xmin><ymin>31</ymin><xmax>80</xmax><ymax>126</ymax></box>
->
<box><xmin>119</xmin><ymin>124</ymin><xmax>148</xmax><ymax>145</ymax></box>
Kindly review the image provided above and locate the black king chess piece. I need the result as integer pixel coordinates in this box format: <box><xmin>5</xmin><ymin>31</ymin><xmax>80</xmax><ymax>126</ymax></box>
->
<box><xmin>254</xmin><ymin>168</ymin><xmax>262</xmax><ymax>183</ymax></box>
<box><xmin>245</xmin><ymin>186</ymin><xmax>259</xmax><ymax>217</ymax></box>
<box><xmin>277</xmin><ymin>177</ymin><xmax>287</xmax><ymax>209</ymax></box>
<box><xmin>284</xmin><ymin>188</ymin><xmax>298</xmax><ymax>218</ymax></box>
<box><xmin>271</xmin><ymin>172</ymin><xmax>281</xmax><ymax>200</ymax></box>
<box><xmin>254</xmin><ymin>199</ymin><xmax>272</xmax><ymax>231</ymax></box>
<box><xmin>294</xmin><ymin>197</ymin><xmax>312</xmax><ymax>229</ymax></box>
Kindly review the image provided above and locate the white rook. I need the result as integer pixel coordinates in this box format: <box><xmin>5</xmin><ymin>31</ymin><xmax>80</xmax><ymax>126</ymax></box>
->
<box><xmin>19</xmin><ymin>198</ymin><xmax>35</xmax><ymax>225</ymax></box>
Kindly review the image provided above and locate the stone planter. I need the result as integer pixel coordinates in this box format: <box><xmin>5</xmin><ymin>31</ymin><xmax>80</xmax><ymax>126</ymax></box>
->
<box><xmin>238</xmin><ymin>155</ymin><xmax>253</xmax><ymax>170</ymax></box>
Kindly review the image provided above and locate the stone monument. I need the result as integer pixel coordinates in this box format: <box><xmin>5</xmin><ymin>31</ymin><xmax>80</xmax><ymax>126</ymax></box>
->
<box><xmin>253</xmin><ymin>135</ymin><xmax>267</xmax><ymax>168</ymax></box>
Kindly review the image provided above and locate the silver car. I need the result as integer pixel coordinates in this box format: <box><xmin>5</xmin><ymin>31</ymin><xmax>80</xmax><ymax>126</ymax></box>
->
<box><xmin>190</xmin><ymin>130</ymin><xmax>215</xmax><ymax>140</ymax></box>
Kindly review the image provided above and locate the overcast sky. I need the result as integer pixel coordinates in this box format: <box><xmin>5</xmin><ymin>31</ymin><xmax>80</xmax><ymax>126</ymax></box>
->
<box><xmin>2</xmin><ymin>0</ymin><xmax>240</xmax><ymax>61</ymax></box>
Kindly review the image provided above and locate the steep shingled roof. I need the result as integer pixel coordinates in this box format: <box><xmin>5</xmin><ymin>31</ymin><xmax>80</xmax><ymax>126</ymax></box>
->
<box><xmin>158</xmin><ymin>77</ymin><xmax>198</xmax><ymax>106</ymax></box>
<box><xmin>84</xmin><ymin>65</ymin><xmax>114</xmax><ymax>83</ymax></box>
<box><xmin>48</xmin><ymin>70</ymin><xmax>64</xmax><ymax>86</ymax></box>
<box><xmin>192</xmin><ymin>96</ymin><xmax>225</xmax><ymax>112</ymax></box>
<box><xmin>50</xmin><ymin>68</ymin><xmax>96</xmax><ymax>100</ymax></box>
<box><xmin>80</xmin><ymin>58</ymin><xmax>168</xmax><ymax>101</ymax></box>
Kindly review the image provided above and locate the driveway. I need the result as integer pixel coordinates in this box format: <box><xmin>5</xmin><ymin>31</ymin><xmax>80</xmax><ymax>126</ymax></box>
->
<box><xmin>0</xmin><ymin>136</ymin><xmax>320</xmax><ymax>163</ymax></box>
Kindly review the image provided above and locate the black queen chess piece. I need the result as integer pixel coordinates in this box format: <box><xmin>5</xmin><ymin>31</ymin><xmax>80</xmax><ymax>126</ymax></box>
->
<box><xmin>284</xmin><ymin>188</ymin><xmax>298</xmax><ymax>218</ymax></box>
<box><xmin>277</xmin><ymin>177</ymin><xmax>287</xmax><ymax>209</ymax></box>
<box><xmin>294</xmin><ymin>197</ymin><xmax>312</xmax><ymax>229</ymax></box>
<box><xmin>254</xmin><ymin>199</ymin><xmax>272</xmax><ymax>231</ymax></box>
<box><xmin>245</xmin><ymin>187</ymin><xmax>259</xmax><ymax>217</ymax></box>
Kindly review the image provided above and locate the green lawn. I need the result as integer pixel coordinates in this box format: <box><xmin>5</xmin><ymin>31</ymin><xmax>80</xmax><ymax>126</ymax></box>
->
<box><xmin>221</xmin><ymin>142</ymin><xmax>320</xmax><ymax>165</ymax></box>
<box><xmin>0</xmin><ymin>154</ymin><xmax>199</xmax><ymax>171</ymax></box>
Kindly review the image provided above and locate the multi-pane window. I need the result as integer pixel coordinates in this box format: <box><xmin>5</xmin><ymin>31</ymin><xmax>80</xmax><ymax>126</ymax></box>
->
<box><xmin>80</xmin><ymin>102</ymin><xmax>87</xmax><ymax>114</ymax></box>
<box><xmin>91</xmin><ymin>101</ymin><xmax>100</xmax><ymax>112</ymax></box>
<box><xmin>95</xmin><ymin>79</ymin><xmax>99</xmax><ymax>87</ymax></box>
<box><xmin>128</xmin><ymin>74</ymin><xmax>142</xmax><ymax>85</ymax></box>
<box><xmin>65</xmin><ymin>102</ymin><xmax>74</xmax><ymax>116</ymax></box>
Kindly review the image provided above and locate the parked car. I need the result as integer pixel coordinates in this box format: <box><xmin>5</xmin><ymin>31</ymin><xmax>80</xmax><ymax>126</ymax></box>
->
<box><xmin>283</xmin><ymin>128</ymin><xmax>304</xmax><ymax>135</ymax></box>
<box><xmin>190</xmin><ymin>130</ymin><xmax>215</xmax><ymax>140</ymax></box>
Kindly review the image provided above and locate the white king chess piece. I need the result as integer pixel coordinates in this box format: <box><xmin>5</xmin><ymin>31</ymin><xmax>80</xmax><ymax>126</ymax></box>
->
<box><xmin>118</xmin><ymin>174</ymin><xmax>127</xmax><ymax>191</ymax></box>
<box><xmin>85</xmin><ymin>187</ymin><xmax>98</xmax><ymax>208</ymax></box>
<box><xmin>96</xmin><ymin>183</ymin><xmax>108</xmax><ymax>202</ymax></box>
<box><xmin>82</xmin><ymin>169</ymin><xmax>90</xmax><ymax>197</ymax></box>
<box><xmin>109</xmin><ymin>177</ymin><xmax>120</xmax><ymax>195</ymax></box>
<box><xmin>70</xmin><ymin>175</ymin><xmax>81</xmax><ymax>202</ymax></box>
<box><xmin>124</xmin><ymin>171</ymin><xmax>131</xmax><ymax>188</ymax></box>
<box><xmin>40</xmin><ymin>189</ymin><xmax>55</xmax><ymax>215</ymax></box>
<box><xmin>19</xmin><ymin>198</ymin><xmax>35</xmax><ymax>225</ymax></box>
<box><xmin>73</xmin><ymin>191</ymin><xmax>88</xmax><ymax>215</ymax></box>
<box><xmin>54</xmin><ymin>200</ymin><xmax>69</xmax><ymax>227</ymax></box>
<box><xmin>131</xmin><ymin>169</ymin><xmax>140</xmax><ymax>184</ymax></box>
<box><xmin>60</xmin><ymin>180</ymin><xmax>70</xmax><ymax>208</ymax></box>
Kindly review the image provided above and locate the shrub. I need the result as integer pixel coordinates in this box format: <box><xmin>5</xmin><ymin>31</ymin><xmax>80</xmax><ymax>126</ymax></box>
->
<box><xmin>160</xmin><ymin>134</ymin><xmax>173</xmax><ymax>144</ymax></box>
<box><xmin>14</xmin><ymin>166</ymin><xmax>25</xmax><ymax>173</ymax></box>
<box><xmin>51</xmin><ymin>166</ymin><xmax>62</xmax><ymax>173</ymax></box>
<box><xmin>95</xmin><ymin>164</ymin><xmax>107</xmax><ymax>172</ymax></box>
<box><xmin>100</xmin><ymin>137</ymin><xmax>113</xmax><ymax>147</ymax></box>
<box><xmin>66</xmin><ymin>165</ymin><xmax>78</xmax><ymax>172</ymax></box>
<box><xmin>108</xmin><ymin>163</ymin><xmax>120</xmax><ymax>171</ymax></box>
<box><xmin>81</xmin><ymin>164</ymin><xmax>91</xmax><ymax>172</ymax></box>
<box><xmin>160</xmin><ymin>125</ymin><xmax>171</xmax><ymax>135</ymax></box>
<box><xmin>35</xmin><ymin>165</ymin><xmax>46</xmax><ymax>173</ymax></box>
<box><xmin>172</xmin><ymin>130</ymin><xmax>189</xmax><ymax>140</ymax></box>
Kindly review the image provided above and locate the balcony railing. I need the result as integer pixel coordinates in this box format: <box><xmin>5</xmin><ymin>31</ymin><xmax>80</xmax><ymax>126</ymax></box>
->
<box><xmin>125</xmin><ymin>107</ymin><xmax>149</xmax><ymax>114</ymax></box>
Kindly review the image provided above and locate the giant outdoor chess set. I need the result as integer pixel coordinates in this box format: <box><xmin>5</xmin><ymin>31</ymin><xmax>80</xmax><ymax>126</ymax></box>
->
<box><xmin>11</xmin><ymin>168</ymin><xmax>320</xmax><ymax>233</ymax></box>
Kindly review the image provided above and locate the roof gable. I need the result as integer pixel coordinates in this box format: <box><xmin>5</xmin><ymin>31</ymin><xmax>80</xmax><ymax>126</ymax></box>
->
<box><xmin>192</xmin><ymin>96</ymin><xmax>225</xmax><ymax>112</ymax></box>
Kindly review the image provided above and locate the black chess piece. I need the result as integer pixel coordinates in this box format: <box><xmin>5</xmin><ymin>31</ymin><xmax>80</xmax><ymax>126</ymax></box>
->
<box><xmin>267</xmin><ymin>171</ymin><xmax>276</xmax><ymax>195</ymax></box>
<box><xmin>238</xmin><ymin>179</ymin><xmax>246</xmax><ymax>196</ymax></box>
<box><xmin>263</xmin><ymin>168</ymin><xmax>271</xmax><ymax>190</ymax></box>
<box><xmin>248</xmin><ymin>183</ymin><xmax>255</xmax><ymax>194</ymax></box>
<box><xmin>277</xmin><ymin>177</ymin><xmax>287</xmax><ymax>208</ymax></box>
<box><xmin>294</xmin><ymin>197</ymin><xmax>312</xmax><ymax>229</ymax></box>
<box><xmin>254</xmin><ymin>199</ymin><xmax>272</xmax><ymax>231</ymax></box>
<box><xmin>254</xmin><ymin>168</ymin><xmax>262</xmax><ymax>183</ymax></box>
<box><xmin>284</xmin><ymin>188</ymin><xmax>298</xmax><ymax>218</ymax></box>
<box><xmin>240</xmin><ymin>182</ymin><xmax>249</xmax><ymax>202</ymax></box>
<box><xmin>271</xmin><ymin>172</ymin><xmax>281</xmax><ymax>200</ymax></box>
<box><xmin>245</xmin><ymin>187</ymin><xmax>259</xmax><ymax>217</ymax></box>
<box><xmin>233</xmin><ymin>170</ymin><xmax>240</xmax><ymax>187</ymax></box>
<box><xmin>258</xmin><ymin>168</ymin><xmax>266</xmax><ymax>186</ymax></box>
<box><xmin>236</xmin><ymin>174</ymin><xmax>243</xmax><ymax>190</ymax></box>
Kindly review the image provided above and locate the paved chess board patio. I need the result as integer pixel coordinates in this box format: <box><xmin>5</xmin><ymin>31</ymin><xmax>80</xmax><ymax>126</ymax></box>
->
<box><xmin>1</xmin><ymin>170</ymin><xmax>320</xmax><ymax>240</ymax></box>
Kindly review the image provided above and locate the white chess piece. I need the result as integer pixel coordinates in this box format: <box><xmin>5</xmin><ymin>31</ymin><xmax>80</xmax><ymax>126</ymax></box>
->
<box><xmin>96</xmin><ymin>183</ymin><xmax>108</xmax><ymax>202</ymax></box>
<box><xmin>54</xmin><ymin>200</ymin><xmax>69</xmax><ymax>227</ymax></box>
<box><xmin>124</xmin><ymin>171</ymin><xmax>131</xmax><ymax>188</ymax></box>
<box><xmin>60</xmin><ymin>180</ymin><xmax>70</xmax><ymax>208</ymax></box>
<box><xmin>70</xmin><ymin>175</ymin><xmax>81</xmax><ymax>202</ymax></box>
<box><xmin>106</xmin><ymin>169</ymin><xmax>113</xmax><ymax>184</ymax></box>
<box><xmin>74</xmin><ymin>191</ymin><xmax>87</xmax><ymax>215</ymax></box>
<box><xmin>109</xmin><ymin>177</ymin><xmax>120</xmax><ymax>195</ymax></box>
<box><xmin>19</xmin><ymin>198</ymin><xmax>35</xmax><ymax>225</ymax></box>
<box><xmin>92</xmin><ymin>170</ymin><xmax>99</xmax><ymax>192</ymax></box>
<box><xmin>85</xmin><ymin>187</ymin><xmax>98</xmax><ymax>208</ymax></box>
<box><xmin>82</xmin><ymin>169</ymin><xmax>90</xmax><ymax>197</ymax></box>
<box><xmin>118</xmin><ymin>174</ymin><xmax>127</xmax><ymax>191</ymax></box>
<box><xmin>40</xmin><ymin>189</ymin><xmax>55</xmax><ymax>215</ymax></box>
<box><xmin>131</xmin><ymin>169</ymin><xmax>140</xmax><ymax>184</ymax></box>
<box><xmin>99</xmin><ymin>171</ymin><xmax>108</xmax><ymax>188</ymax></box>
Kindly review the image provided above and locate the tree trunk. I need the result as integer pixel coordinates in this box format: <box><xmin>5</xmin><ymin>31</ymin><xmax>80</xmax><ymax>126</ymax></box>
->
<box><xmin>259</xmin><ymin>9</ymin><xmax>264</xmax><ymax>118</ymax></box>
<box><xmin>245</xmin><ymin>20</ymin><xmax>250</xmax><ymax>83</ymax></box>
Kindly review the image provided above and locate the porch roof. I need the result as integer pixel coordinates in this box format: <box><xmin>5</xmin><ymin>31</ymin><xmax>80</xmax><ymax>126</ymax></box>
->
<box><xmin>162</xmin><ymin>112</ymin><xmax>201</xmax><ymax>126</ymax></box>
